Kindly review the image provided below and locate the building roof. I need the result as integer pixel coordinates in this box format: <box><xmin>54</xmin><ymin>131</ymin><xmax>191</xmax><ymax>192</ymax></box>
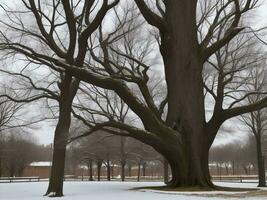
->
<box><xmin>29</xmin><ymin>162</ymin><xmax>52</xmax><ymax>167</ymax></box>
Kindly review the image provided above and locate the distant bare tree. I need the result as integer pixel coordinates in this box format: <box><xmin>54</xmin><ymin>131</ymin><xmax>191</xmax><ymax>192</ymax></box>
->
<box><xmin>0</xmin><ymin>0</ymin><xmax>119</xmax><ymax>196</ymax></box>
<box><xmin>0</xmin><ymin>99</ymin><xmax>22</xmax><ymax>132</ymax></box>
<box><xmin>240</xmin><ymin>66</ymin><xmax>267</xmax><ymax>187</ymax></box>
<box><xmin>0</xmin><ymin>88</ymin><xmax>36</xmax><ymax>176</ymax></box>
<box><xmin>210</xmin><ymin>139</ymin><xmax>257</xmax><ymax>176</ymax></box>
<box><xmin>0</xmin><ymin>84</ymin><xmax>39</xmax><ymax>132</ymax></box>
<box><xmin>0</xmin><ymin>131</ymin><xmax>38</xmax><ymax>177</ymax></box>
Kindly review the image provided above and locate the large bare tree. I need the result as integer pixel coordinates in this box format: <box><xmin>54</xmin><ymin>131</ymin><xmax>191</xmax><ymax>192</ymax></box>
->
<box><xmin>0</xmin><ymin>0</ymin><xmax>119</xmax><ymax>196</ymax></box>
<box><xmin>1</xmin><ymin>0</ymin><xmax>267</xmax><ymax>191</ymax></box>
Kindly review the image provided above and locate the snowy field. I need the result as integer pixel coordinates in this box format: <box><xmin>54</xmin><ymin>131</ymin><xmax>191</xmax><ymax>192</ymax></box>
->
<box><xmin>0</xmin><ymin>181</ymin><xmax>267</xmax><ymax>200</ymax></box>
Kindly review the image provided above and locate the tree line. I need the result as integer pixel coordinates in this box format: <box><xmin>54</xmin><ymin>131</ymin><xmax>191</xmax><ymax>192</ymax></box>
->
<box><xmin>0</xmin><ymin>131</ymin><xmax>51</xmax><ymax>177</ymax></box>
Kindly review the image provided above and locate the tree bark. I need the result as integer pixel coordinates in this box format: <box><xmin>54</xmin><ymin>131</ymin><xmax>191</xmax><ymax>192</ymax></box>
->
<box><xmin>156</xmin><ymin>0</ymin><xmax>214</xmax><ymax>188</ymax></box>
<box><xmin>107</xmin><ymin>160</ymin><xmax>111</xmax><ymax>181</ymax></box>
<box><xmin>45</xmin><ymin>109</ymin><xmax>70</xmax><ymax>197</ymax></box>
<box><xmin>153</xmin><ymin>137</ymin><xmax>214</xmax><ymax>188</ymax></box>
<box><xmin>142</xmin><ymin>162</ymin><xmax>146</xmax><ymax>177</ymax></box>
<box><xmin>255</xmin><ymin>136</ymin><xmax>266</xmax><ymax>187</ymax></box>
<box><xmin>120</xmin><ymin>136</ymin><xmax>126</xmax><ymax>182</ymax></box>
<box><xmin>97</xmin><ymin>160</ymin><xmax>102</xmax><ymax>181</ymax></box>
<box><xmin>121</xmin><ymin>160</ymin><xmax>126</xmax><ymax>182</ymax></box>
<box><xmin>88</xmin><ymin>160</ymin><xmax>94</xmax><ymax>181</ymax></box>
<box><xmin>137</xmin><ymin>162</ymin><xmax>141</xmax><ymax>182</ymax></box>
<box><xmin>111</xmin><ymin>165</ymin><xmax>114</xmax><ymax>179</ymax></box>
<box><xmin>128</xmin><ymin>165</ymin><xmax>132</xmax><ymax>177</ymax></box>
<box><xmin>45</xmin><ymin>75</ymin><xmax>77</xmax><ymax>197</ymax></box>
<box><xmin>9</xmin><ymin>160</ymin><xmax>15</xmax><ymax>177</ymax></box>
<box><xmin>225</xmin><ymin>164</ymin><xmax>229</xmax><ymax>175</ymax></box>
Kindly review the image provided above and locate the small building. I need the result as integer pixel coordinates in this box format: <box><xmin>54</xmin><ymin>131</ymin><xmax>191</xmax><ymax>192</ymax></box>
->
<box><xmin>22</xmin><ymin>162</ymin><xmax>51</xmax><ymax>178</ymax></box>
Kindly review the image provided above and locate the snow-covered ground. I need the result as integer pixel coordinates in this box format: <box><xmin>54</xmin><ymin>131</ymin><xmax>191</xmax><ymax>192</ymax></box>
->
<box><xmin>0</xmin><ymin>181</ymin><xmax>266</xmax><ymax>200</ymax></box>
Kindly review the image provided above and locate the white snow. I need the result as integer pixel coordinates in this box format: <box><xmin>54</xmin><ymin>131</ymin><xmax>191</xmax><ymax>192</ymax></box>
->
<box><xmin>214</xmin><ymin>181</ymin><xmax>261</xmax><ymax>189</ymax></box>
<box><xmin>29</xmin><ymin>162</ymin><xmax>52</xmax><ymax>167</ymax></box>
<box><xmin>0</xmin><ymin>181</ymin><xmax>265</xmax><ymax>200</ymax></box>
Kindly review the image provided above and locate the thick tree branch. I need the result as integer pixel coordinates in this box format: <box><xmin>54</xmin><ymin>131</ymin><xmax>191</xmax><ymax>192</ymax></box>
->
<box><xmin>223</xmin><ymin>96</ymin><xmax>267</xmax><ymax>120</ymax></box>
<box><xmin>134</xmin><ymin>0</ymin><xmax>166</xmax><ymax>31</ymax></box>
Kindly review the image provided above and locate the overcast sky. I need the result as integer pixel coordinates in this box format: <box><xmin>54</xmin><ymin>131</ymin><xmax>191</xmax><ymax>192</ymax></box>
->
<box><xmin>7</xmin><ymin>1</ymin><xmax>267</xmax><ymax>147</ymax></box>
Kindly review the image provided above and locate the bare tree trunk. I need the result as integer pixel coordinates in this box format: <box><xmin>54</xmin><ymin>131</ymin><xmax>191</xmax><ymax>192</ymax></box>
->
<box><xmin>120</xmin><ymin>136</ymin><xmax>126</xmax><ymax>182</ymax></box>
<box><xmin>107</xmin><ymin>160</ymin><xmax>111</xmax><ymax>181</ymax></box>
<box><xmin>9</xmin><ymin>160</ymin><xmax>15</xmax><ymax>177</ymax></box>
<box><xmin>121</xmin><ymin>160</ymin><xmax>126</xmax><ymax>182</ymax></box>
<box><xmin>256</xmin><ymin>136</ymin><xmax>266</xmax><ymax>187</ymax></box>
<box><xmin>128</xmin><ymin>165</ymin><xmax>132</xmax><ymax>177</ymax></box>
<box><xmin>142</xmin><ymin>162</ymin><xmax>146</xmax><ymax>177</ymax></box>
<box><xmin>88</xmin><ymin>160</ymin><xmax>94</xmax><ymax>181</ymax></box>
<box><xmin>225</xmin><ymin>164</ymin><xmax>229</xmax><ymax>175</ymax></box>
<box><xmin>137</xmin><ymin>161</ymin><xmax>141</xmax><ymax>182</ymax></box>
<box><xmin>156</xmin><ymin>0</ymin><xmax>214</xmax><ymax>188</ymax></box>
<box><xmin>45</xmin><ymin>75</ymin><xmax>77</xmax><ymax>197</ymax></box>
<box><xmin>45</xmin><ymin>117</ymin><xmax>69</xmax><ymax>196</ymax></box>
<box><xmin>97</xmin><ymin>160</ymin><xmax>102</xmax><ymax>181</ymax></box>
<box><xmin>152</xmin><ymin>136</ymin><xmax>214</xmax><ymax>188</ymax></box>
<box><xmin>111</xmin><ymin>165</ymin><xmax>114</xmax><ymax>179</ymax></box>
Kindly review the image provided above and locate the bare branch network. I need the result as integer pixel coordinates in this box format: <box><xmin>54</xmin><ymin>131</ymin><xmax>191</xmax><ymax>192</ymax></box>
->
<box><xmin>0</xmin><ymin>0</ymin><xmax>266</xmax><ymax>196</ymax></box>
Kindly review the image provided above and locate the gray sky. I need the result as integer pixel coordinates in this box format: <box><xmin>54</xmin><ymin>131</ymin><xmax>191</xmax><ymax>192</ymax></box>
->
<box><xmin>10</xmin><ymin>1</ymin><xmax>267</xmax><ymax>146</ymax></box>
